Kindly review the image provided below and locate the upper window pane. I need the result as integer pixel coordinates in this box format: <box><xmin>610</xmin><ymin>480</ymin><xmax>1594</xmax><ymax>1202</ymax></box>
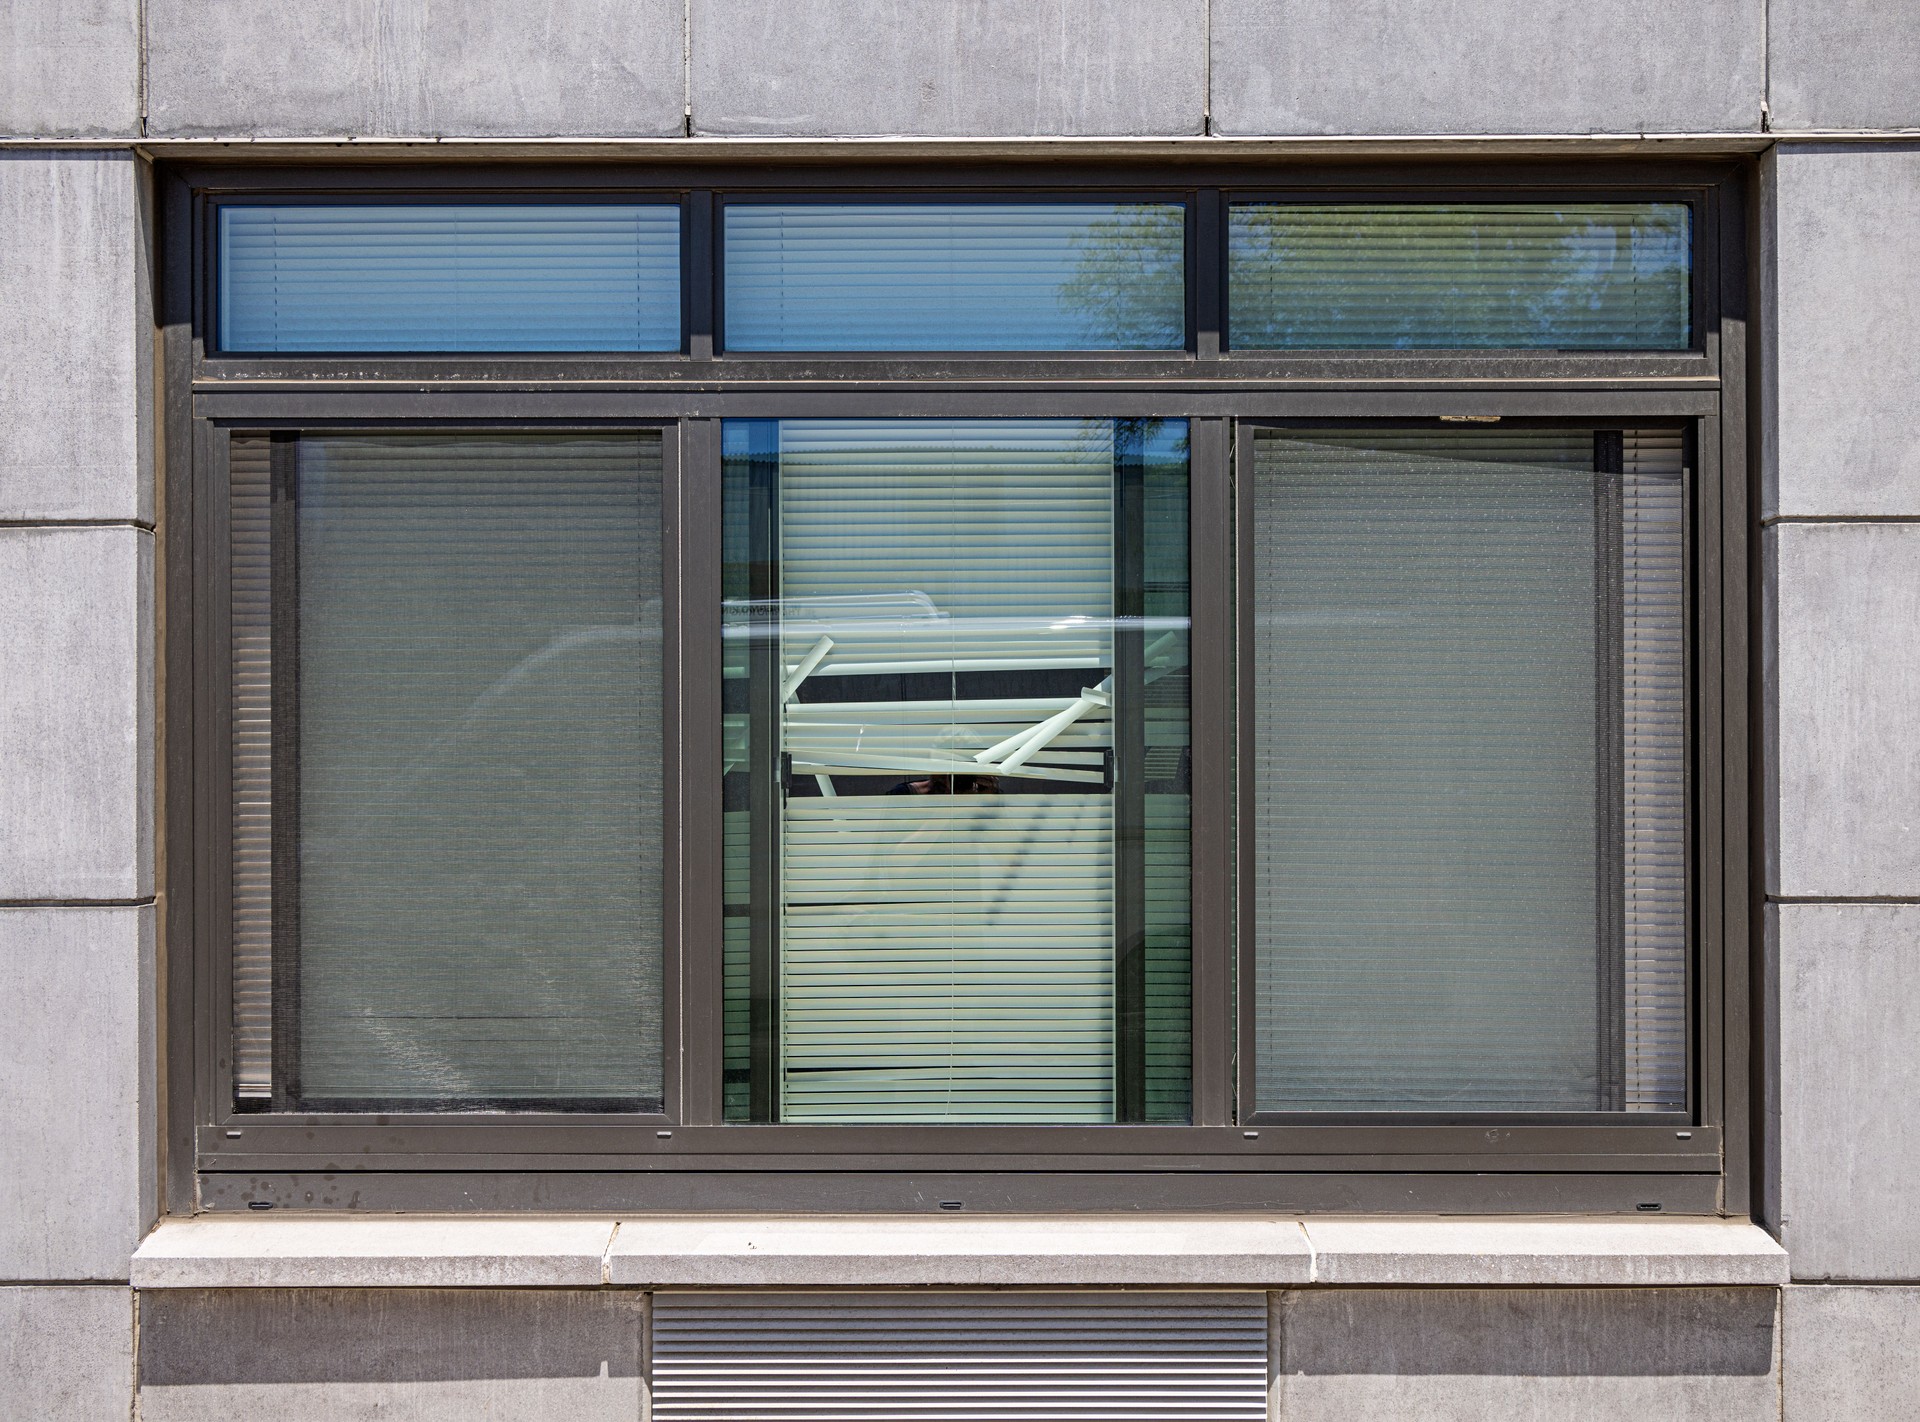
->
<box><xmin>722</xmin><ymin>203</ymin><xmax>1187</xmax><ymax>352</ymax></box>
<box><xmin>1228</xmin><ymin>203</ymin><xmax>1692</xmax><ymax>350</ymax></box>
<box><xmin>1248</xmin><ymin>427</ymin><xmax>1687</xmax><ymax>1114</ymax></box>
<box><xmin>216</xmin><ymin>204</ymin><xmax>682</xmax><ymax>353</ymax></box>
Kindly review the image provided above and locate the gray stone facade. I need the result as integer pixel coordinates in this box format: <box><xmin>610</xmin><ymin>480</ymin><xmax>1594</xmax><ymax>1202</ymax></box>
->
<box><xmin>2</xmin><ymin>2</ymin><xmax>1916</xmax><ymax>1417</ymax></box>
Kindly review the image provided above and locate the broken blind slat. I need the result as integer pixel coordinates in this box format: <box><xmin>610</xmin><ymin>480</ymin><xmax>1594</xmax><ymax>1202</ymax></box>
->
<box><xmin>284</xmin><ymin>433</ymin><xmax>664</xmax><ymax>1108</ymax></box>
<box><xmin>1228</xmin><ymin>203</ymin><xmax>1692</xmax><ymax>350</ymax></box>
<box><xmin>1250</xmin><ymin>428</ymin><xmax>1687</xmax><ymax>1113</ymax></box>
<box><xmin>723</xmin><ymin>203</ymin><xmax>1187</xmax><ymax>351</ymax></box>
<box><xmin>216</xmin><ymin>203</ymin><xmax>682</xmax><ymax>353</ymax></box>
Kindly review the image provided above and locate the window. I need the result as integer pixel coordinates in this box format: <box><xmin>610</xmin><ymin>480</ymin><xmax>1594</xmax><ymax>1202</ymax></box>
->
<box><xmin>167</xmin><ymin>166</ymin><xmax>1750</xmax><ymax>1215</ymax></box>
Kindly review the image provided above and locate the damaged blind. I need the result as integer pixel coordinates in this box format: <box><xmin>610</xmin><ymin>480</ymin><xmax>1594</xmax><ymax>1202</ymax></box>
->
<box><xmin>217</xmin><ymin>203</ymin><xmax>682</xmax><ymax>353</ymax></box>
<box><xmin>231</xmin><ymin>431</ymin><xmax>666</xmax><ymax>1109</ymax></box>
<box><xmin>1229</xmin><ymin>203</ymin><xmax>1692</xmax><ymax>350</ymax></box>
<box><xmin>1250</xmin><ymin>427</ymin><xmax>1686</xmax><ymax>1113</ymax></box>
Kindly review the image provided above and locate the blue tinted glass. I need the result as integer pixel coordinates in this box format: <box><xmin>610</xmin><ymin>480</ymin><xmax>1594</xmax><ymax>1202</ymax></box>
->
<box><xmin>724</xmin><ymin>203</ymin><xmax>1186</xmax><ymax>351</ymax></box>
<box><xmin>1229</xmin><ymin>203</ymin><xmax>1691</xmax><ymax>350</ymax></box>
<box><xmin>217</xmin><ymin>204</ymin><xmax>681</xmax><ymax>353</ymax></box>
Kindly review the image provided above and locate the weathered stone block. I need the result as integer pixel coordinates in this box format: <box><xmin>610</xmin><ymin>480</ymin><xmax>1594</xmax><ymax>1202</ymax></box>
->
<box><xmin>1777</xmin><ymin>905</ymin><xmax>1920</xmax><ymax>1280</ymax></box>
<box><xmin>1782</xmin><ymin>1285</ymin><xmax>1920</xmax><ymax>1420</ymax></box>
<box><xmin>1769</xmin><ymin>4</ymin><xmax>1920</xmax><ymax>133</ymax></box>
<box><xmin>0</xmin><ymin>2</ymin><xmax>139</xmax><ymax>137</ymax></box>
<box><xmin>689</xmin><ymin>0</ymin><xmax>1206</xmax><ymax>137</ymax></box>
<box><xmin>0</xmin><ymin>909</ymin><xmax>154</xmax><ymax>1281</ymax></box>
<box><xmin>136</xmin><ymin>1288</ymin><xmax>647</xmax><ymax>1420</ymax></box>
<box><xmin>0</xmin><ymin>1286</ymin><xmax>134</xmax><ymax>1421</ymax></box>
<box><xmin>0</xmin><ymin>153</ymin><xmax>151</xmax><ymax>523</ymax></box>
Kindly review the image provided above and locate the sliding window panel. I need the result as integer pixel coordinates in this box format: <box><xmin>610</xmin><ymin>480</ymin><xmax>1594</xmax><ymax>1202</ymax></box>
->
<box><xmin>216</xmin><ymin>203</ymin><xmax>682</xmax><ymax>353</ymax></box>
<box><xmin>1228</xmin><ymin>204</ymin><xmax>1691</xmax><ymax>350</ymax></box>
<box><xmin>722</xmin><ymin>419</ymin><xmax>1192</xmax><ymax>1124</ymax></box>
<box><xmin>1248</xmin><ymin>428</ymin><xmax>1686</xmax><ymax>1114</ymax></box>
<box><xmin>722</xmin><ymin>204</ymin><xmax>1186</xmax><ymax>352</ymax></box>
<box><xmin>240</xmin><ymin>432</ymin><xmax>666</xmax><ymax>1111</ymax></box>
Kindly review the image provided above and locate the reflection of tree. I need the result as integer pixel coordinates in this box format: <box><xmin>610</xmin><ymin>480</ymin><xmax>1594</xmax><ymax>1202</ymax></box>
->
<box><xmin>1061</xmin><ymin>204</ymin><xmax>1187</xmax><ymax>349</ymax></box>
<box><xmin>1228</xmin><ymin>205</ymin><xmax>1691</xmax><ymax>349</ymax></box>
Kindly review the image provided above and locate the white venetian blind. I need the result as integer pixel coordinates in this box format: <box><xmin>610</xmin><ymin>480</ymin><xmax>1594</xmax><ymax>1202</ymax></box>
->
<box><xmin>229</xmin><ymin>435</ymin><xmax>274</xmax><ymax>1098</ymax></box>
<box><xmin>1250</xmin><ymin>427</ymin><xmax>1688</xmax><ymax>1113</ymax></box>
<box><xmin>724</xmin><ymin>203</ymin><xmax>1186</xmax><ymax>351</ymax></box>
<box><xmin>284</xmin><ymin>433</ymin><xmax>665</xmax><ymax>1106</ymax></box>
<box><xmin>1623</xmin><ymin>429</ymin><xmax>1688</xmax><ymax>1110</ymax></box>
<box><xmin>1229</xmin><ymin>203</ymin><xmax>1692</xmax><ymax>350</ymax></box>
<box><xmin>217</xmin><ymin>203</ymin><xmax>682</xmax><ymax>352</ymax></box>
<box><xmin>770</xmin><ymin>420</ymin><xmax>1118</xmax><ymax>1123</ymax></box>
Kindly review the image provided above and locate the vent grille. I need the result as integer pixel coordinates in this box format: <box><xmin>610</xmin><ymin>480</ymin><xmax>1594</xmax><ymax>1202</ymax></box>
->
<box><xmin>652</xmin><ymin>1291</ymin><xmax>1268</xmax><ymax>1420</ymax></box>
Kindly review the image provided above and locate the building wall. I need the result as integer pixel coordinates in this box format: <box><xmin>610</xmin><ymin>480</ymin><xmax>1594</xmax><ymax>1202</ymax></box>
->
<box><xmin>2</xmin><ymin>2</ymin><xmax>1918</xmax><ymax>1417</ymax></box>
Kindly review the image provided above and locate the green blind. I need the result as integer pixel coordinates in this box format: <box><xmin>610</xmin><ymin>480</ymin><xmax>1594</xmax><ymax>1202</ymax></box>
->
<box><xmin>1229</xmin><ymin>203</ymin><xmax>1692</xmax><ymax>350</ymax></box>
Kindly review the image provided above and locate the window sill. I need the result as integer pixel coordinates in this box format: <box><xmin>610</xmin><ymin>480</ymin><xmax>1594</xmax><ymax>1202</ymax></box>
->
<box><xmin>130</xmin><ymin>1214</ymin><xmax>1787</xmax><ymax>1290</ymax></box>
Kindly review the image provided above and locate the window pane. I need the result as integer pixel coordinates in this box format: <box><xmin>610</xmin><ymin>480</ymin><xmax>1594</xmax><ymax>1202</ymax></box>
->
<box><xmin>217</xmin><ymin>204</ymin><xmax>682</xmax><ymax>352</ymax></box>
<box><xmin>723</xmin><ymin>204</ymin><xmax>1186</xmax><ymax>351</ymax></box>
<box><xmin>232</xmin><ymin>432</ymin><xmax>665</xmax><ymax>1109</ymax></box>
<box><xmin>1249</xmin><ymin>427</ymin><xmax>1686</xmax><ymax>1113</ymax></box>
<box><xmin>1229</xmin><ymin>204</ymin><xmax>1691</xmax><ymax>350</ymax></box>
<box><xmin>722</xmin><ymin>418</ymin><xmax>1192</xmax><ymax>1123</ymax></box>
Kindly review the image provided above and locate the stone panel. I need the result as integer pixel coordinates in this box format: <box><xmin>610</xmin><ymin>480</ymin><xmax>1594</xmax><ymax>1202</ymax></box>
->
<box><xmin>0</xmin><ymin>527</ymin><xmax>152</xmax><ymax>899</ymax></box>
<box><xmin>1270</xmin><ymin>1286</ymin><xmax>1780</xmax><ymax>1420</ymax></box>
<box><xmin>1765</xmin><ymin>145</ymin><xmax>1920</xmax><ymax>518</ymax></box>
<box><xmin>0</xmin><ymin>1286</ymin><xmax>134</xmax><ymax>1421</ymax></box>
<box><xmin>1769</xmin><ymin>4</ymin><xmax>1920</xmax><ymax>133</ymax></box>
<box><xmin>1768</xmin><ymin>524</ymin><xmax>1920</xmax><ymax>897</ymax></box>
<box><xmin>0</xmin><ymin>1</ymin><xmax>140</xmax><ymax>137</ymax></box>
<box><xmin>1782</xmin><ymin>1285</ymin><xmax>1920</xmax><ymax>1420</ymax></box>
<box><xmin>146</xmin><ymin>0</ymin><xmax>685</xmax><ymax>138</ymax></box>
<box><xmin>136</xmin><ymin>1288</ymin><xmax>647</xmax><ymax>1420</ymax></box>
<box><xmin>1211</xmin><ymin>0</ymin><xmax>1764</xmax><ymax>137</ymax></box>
<box><xmin>689</xmin><ymin>0</ymin><xmax>1206</xmax><ymax>137</ymax></box>
<box><xmin>0</xmin><ymin>153</ymin><xmax>151</xmax><ymax>523</ymax></box>
<box><xmin>1777</xmin><ymin>905</ymin><xmax>1920</xmax><ymax>1280</ymax></box>
<box><xmin>0</xmin><ymin>909</ymin><xmax>154</xmax><ymax>1282</ymax></box>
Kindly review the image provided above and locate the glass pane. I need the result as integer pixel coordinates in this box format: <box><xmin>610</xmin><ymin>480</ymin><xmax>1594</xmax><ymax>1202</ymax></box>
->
<box><xmin>1229</xmin><ymin>204</ymin><xmax>1691</xmax><ymax>350</ymax></box>
<box><xmin>722</xmin><ymin>419</ymin><xmax>1192</xmax><ymax>1123</ymax></box>
<box><xmin>1249</xmin><ymin>427</ymin><xmax>1686</xmax><ymax>1113</ymax></box>
<box><xmin>217</xmin><ymin>204</ymin><xmax>682</xmax><ymax>352</ymax></box>
<box><xmin>723</xmin><ymin>204</ymin><xmax>1186</xmax><ymax>351</ymax></box>
<box><xmin>259</xmin><ymin>432</ymin><xmax>664</xmax><ymax>1109</ymax></box>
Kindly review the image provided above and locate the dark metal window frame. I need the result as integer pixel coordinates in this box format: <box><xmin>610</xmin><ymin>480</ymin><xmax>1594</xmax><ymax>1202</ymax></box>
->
<box><xmin>161</xmin><ymin>159</ymin><xmax>1754</xmax><ymax>1216</ymax></box>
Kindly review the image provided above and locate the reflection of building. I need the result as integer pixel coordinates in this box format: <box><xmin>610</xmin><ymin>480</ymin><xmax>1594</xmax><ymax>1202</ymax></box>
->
<box><xmin>3</xmin><ymin>5</ymin><xmax>1915</xmax><ymax>1417</ymax></box>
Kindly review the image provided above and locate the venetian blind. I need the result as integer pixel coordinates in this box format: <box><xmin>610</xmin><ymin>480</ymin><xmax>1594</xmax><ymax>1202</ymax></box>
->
<box><xmin>773</xmin><ymin>421</ymin><xmax>1118</xmax><ymax>1123</ymax></box>
<box><xmin>1229</xmin><ymin>203</ymin><xmax>1692</xmax><ymax>350</ymax></box>
<box><xmin>723</xmin><ymin>203</ymin><xmax>1186</xmax><ymax>351</ymax></box>
<box><xmin>279</xmin><ymin>432</ymin><xmax>664</xmax><ymax>1107</ymax></box>
<box><xmin>1251</xmin><ymin>428</ymin><xmax>1685</xmax><ymax>1113</ymax></box>
<box><xmin>217</xmin><ymin>203</ymin><xmax>682</xmax><ymax>352</ymax></box>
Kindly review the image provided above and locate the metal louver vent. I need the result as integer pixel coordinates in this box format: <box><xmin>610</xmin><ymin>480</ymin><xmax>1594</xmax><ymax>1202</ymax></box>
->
<box><xmin>652</xmin><ymin>1291</ymin><xmax>1269</xmax><ymax>1421</ymax></box>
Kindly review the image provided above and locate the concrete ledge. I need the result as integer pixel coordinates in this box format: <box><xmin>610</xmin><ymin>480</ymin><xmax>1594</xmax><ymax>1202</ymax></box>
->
<box><xmin>132</xmin><ymin>1214</ymin><xmax>1786</xmax><ymax>1289</ymax></box>
<box><xmin>131</xmin><ymin>1217</ymin><xmax>618</xmax><ymax>1288</ymax></box>
<box><xmin>1302</xmin><ymin>1217</ymin><xmax>1789</xmax><ymax>1286</ymax></box>
<box><xmin>606</xmin><ymin>1216</ymin><xmax>1313</xmax><ymax>1286</ymax></box>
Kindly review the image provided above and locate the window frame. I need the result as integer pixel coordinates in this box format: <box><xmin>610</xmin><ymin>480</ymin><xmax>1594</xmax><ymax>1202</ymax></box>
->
<box><xmin>161</xmin><ymin>159</ymin><xmax>1753</xmax><ymax>1217</ymax></box>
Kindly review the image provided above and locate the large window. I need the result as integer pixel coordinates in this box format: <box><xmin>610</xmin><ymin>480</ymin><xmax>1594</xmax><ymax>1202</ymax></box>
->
<box><xmin>168</xmin><ymin>165</ymin><xmax>1751</xmax><ymax>1215</ymax></box>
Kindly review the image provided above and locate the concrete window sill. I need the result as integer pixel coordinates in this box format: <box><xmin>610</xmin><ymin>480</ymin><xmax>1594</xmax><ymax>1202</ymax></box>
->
<box><xmin>130</xmin><ymin>1215</ymin><xmax>1788</xmax><ymax>1289</ymax></box>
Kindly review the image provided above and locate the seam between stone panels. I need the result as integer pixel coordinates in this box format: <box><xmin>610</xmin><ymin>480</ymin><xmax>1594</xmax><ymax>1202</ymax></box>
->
<box><xmin>0</xmin><ymin>899</ymin><xmax>156</xmax><ymax>908</ymax></box>
<box><xmin>1770</xmin><ymin>896</ymin><xmax>1920</xmax><ymax>906</ymax></box>
<box><xmin>0</xmin><ymin>516</ymin><xmax>156</xmax><ymax>528</ymax></box>
<box><xmin>1761</xmin><ymin>514</ymin><xmax>1920</xmax><ymax>526</ymax></box>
